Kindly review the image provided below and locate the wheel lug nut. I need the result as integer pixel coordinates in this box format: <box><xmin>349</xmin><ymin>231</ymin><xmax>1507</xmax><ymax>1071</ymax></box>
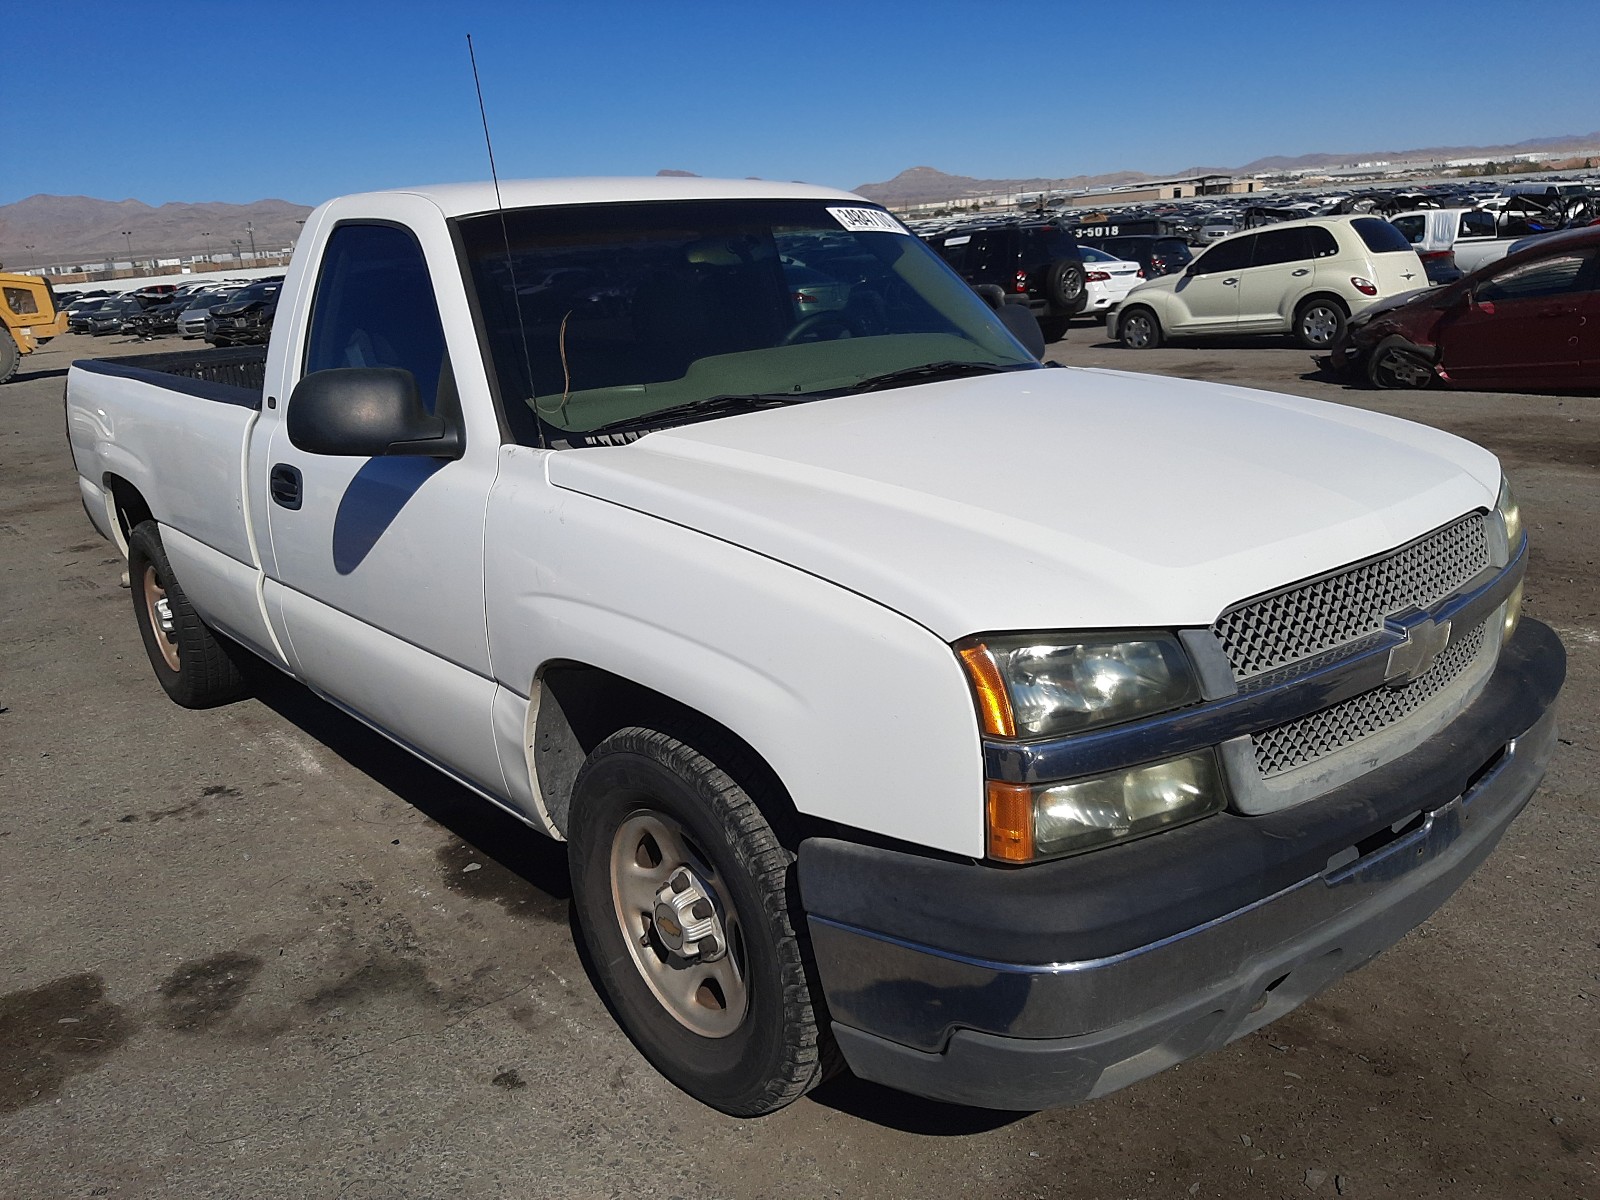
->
<box><xmin>691</xmin><ymin>899</ymin><xmax>712</xmax><ymax>920</ymax></box>
<box><xmin>670</xmin><ymin>871</ymin><xmax>690</xmax><ymax>893</ymax></box>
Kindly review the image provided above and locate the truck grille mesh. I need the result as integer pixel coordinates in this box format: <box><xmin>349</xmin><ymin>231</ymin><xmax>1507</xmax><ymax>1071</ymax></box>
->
<box><xmin>1251</xmin><ymin>620</ymin><xmax>1489</xmax><ymax>777</ymax></box>
<box><xmin>1213</xmin><ymin>513</ymin><xmax>1490</xmax><ymax>681</ymax></box>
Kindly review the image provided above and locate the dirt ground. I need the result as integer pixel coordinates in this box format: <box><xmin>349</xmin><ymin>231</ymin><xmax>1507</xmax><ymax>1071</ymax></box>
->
<box><xmin>2</xmin><ymin>325</ymin><xmax>1595</xmax><ymax>1199</ymax></box>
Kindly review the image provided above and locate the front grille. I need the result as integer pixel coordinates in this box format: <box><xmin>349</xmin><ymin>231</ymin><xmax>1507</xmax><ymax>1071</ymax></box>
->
<box><xmin>1213</xmin><ymin>513</ymin><xmax>1490</xmax><ymax>681</ymax></box>
<box><xmin>1252</xmin><ymin>619</ymin><xmax>1489</xmax><ymax>777</ymax></box>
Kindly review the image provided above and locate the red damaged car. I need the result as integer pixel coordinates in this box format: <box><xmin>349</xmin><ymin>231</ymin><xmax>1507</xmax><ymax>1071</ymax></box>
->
<box><xmin>1329</xmin><ymin>225</ymin><xmax>1600</xmax><ymax>390</ymax></box>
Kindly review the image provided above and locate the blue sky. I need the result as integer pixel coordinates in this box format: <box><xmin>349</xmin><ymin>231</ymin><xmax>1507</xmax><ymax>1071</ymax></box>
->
<box><xmin>18</xmin><ymin>0</ymin><xmax>1600</xmax><ymax>208</ymax></box>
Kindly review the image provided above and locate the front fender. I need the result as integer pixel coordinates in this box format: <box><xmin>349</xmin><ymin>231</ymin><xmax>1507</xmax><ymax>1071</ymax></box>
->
<box><xmin>484</xmin><ymin>448</ymin><xmax>987</xmax><ymax>857</ymax></box>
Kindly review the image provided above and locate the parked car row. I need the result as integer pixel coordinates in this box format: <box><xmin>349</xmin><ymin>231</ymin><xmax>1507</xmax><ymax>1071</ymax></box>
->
<box><xmin>56</xmin><ymin>276</ymin><xmax>281</xmax><ymax>344</ymax></box>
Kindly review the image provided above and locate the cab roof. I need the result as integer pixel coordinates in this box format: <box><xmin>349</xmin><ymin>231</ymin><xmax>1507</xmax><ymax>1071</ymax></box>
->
<box><xmin>364</xmin><ymin>177</ymin><xmax>869</xmax><ymax>219</ymax></box>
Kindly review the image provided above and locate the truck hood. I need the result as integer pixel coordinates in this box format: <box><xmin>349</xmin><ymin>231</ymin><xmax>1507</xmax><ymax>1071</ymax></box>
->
<box><xmin>547</xmin><ymin>368</ymin><xmax>1501</xmax><ymax>640</ymax></box>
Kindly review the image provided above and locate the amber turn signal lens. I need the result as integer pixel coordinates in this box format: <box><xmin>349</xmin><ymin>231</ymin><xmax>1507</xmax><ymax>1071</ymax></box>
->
<box><xmin>957</xmin><ymin>642</ymin><xmax>1016</xmax><ymax>737</ymax></box>
<box><xmin>986</xmin><ymin>780</ymin><xmax>1035</xmax><ymax>862</ymax></box>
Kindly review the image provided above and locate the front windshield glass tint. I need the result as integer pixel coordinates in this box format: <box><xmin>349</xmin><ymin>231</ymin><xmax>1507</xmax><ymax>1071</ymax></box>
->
<box><xmin>457</xmin><ymin>199</ymin><xmax>1033</xmax><ymax>444</ymax></box>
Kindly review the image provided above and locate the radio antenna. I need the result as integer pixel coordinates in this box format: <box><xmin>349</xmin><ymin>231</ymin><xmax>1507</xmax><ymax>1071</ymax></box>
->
<box><xmin>467</xmin><ymin>33</ymin><xmax>543</xmax><ymax>447</ymax></box>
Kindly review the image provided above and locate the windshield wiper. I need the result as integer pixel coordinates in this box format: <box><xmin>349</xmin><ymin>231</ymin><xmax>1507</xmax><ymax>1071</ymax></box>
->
<box><xmin>849</xmin><ymin>360</ymin><xmax>1033</xmax><ymax>394</ymax></box>
<box><xmin>585</xmin><ymin>392</ymin><xmax>822</xmax><ymax>436</ymax></box>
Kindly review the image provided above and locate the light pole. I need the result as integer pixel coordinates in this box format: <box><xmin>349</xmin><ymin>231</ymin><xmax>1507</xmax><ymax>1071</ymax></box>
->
<box><xmin>230</xmin><ymin>238</ymin><xmax>243</xmax><ymax>265</ymax></box>
<box><xmin>201</xmin><ymin>231</ymin><xmax>213</xmax><ymax>263</ymax></box>
<box><xmin>121</xmin><ymin>230</ymin><xmax>134</xmax><ymax>270</ymax></box>
<box><xmin>246</xmin><ymin>221</ymin><xmax>257</xmax><ymax>261</ymax></box>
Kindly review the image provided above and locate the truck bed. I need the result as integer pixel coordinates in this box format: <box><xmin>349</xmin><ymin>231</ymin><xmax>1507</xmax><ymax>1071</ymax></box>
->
<box><xmin>67</xmin><ymin>345</ymin><xmax>269</xmax><ymax>574</ymax></box>
<box><xmin>70</xmin><ymin>345</ymin><xmax>267</xmax><ymax>409</ymax></box>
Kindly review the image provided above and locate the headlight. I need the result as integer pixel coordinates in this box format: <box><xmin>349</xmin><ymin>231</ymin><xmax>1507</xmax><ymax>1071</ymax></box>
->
<box><xmin>956</xmin><ymin>632</ymin><xmax>1200</xmax><ymax>738</ymax></box>
<box><xmin>1495</xmin><ymin>475</ymin><xmax>1522</xmax><ymax>552</ymax></box>
<box><xmin>987</xmin><ymin>750</ymin><xmax>1227</xmax><ymax>862</ymax></box>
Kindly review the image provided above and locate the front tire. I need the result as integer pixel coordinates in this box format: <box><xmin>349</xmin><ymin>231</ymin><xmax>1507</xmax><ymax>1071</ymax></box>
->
<box><xmin>1118</xmin><ymin>306</ymin><xmax>1163</xmax><ymax>349</ymax></box>
<box><xmin>1293</xmin><ymin>298</ymin><xmax>1347</xmax><ymax>350</ymax></box>
<box><xmin>1365</xmin><ymin>335</ymin><xmax>1434</xmax><ymax>389</ymax></box>
<box><xmin>567</xmin><ymin>727</ymin><xmax>831</xmax><ymax>1116</ymax></box>
<box><xmin>127</xmin><ymin>521</ymin><xmax>249</xmax><ymax>708</ymax></box>
<box><xmin>0</xmin><ymin>333</ymin><xmax>19</xmax><ymax>384</ymax></box>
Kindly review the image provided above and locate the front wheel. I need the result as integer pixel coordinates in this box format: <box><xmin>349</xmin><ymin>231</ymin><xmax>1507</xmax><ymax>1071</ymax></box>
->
<box><xmin>1366</xmin><ymin>336</ymin><xmax>1434</xmax><ymax>389</ymax></box>
<box><xmin>1293</xmin><ymin>299</ymin><xmax>1347</xmax><ymax>350</ymax></box>
<box><xmin>567</xmin><ymin>727</ymin><xmax>832</xmax><ymax>1115</ymax></box>
<box><xmin>0</xmin><ymin>333</ymin><xmax>19</xmax><ymax>384</ymax></box>
<box><xmin>1118</xmin><ymin>307</ymin><xmax>1162</xmax><ymax>349</ymax></box>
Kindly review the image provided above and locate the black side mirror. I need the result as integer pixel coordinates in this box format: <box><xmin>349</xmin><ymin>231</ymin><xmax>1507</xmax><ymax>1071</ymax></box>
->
<box><xmin>286</xmin><ymin>368</ymin><xmax>463</xmax><ymax>459</ymax></box>
<box><xmin>996</xmin><ymin>301</ymin><xmax>1047</xmax><ymax>360</ymax></box>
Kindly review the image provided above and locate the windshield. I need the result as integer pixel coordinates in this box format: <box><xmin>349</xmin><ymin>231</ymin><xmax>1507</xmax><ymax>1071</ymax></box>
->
<box><xmin>457</xmin><ymin>198</ymin><xmax>1035</xmax><ymax>444</ymax></box>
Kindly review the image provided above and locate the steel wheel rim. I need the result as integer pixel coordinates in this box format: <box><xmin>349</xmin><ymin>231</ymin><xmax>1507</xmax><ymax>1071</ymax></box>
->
<box><xmin>141</xmin><ymin>565</ymin><xmax>181</xmax><ymax>672</ymax></box>
<box><xmin>609</xmin><ymin>808</ymin><xmax>748</xmax><ymax>1038</ymax></box>
<box><xmin>1302</xmin><ymin>308</ymin><xmax>1339</xmax><ymax>345</ymax></box>
<box><xmin>1125</xmin><ymin>314</ymin><xmax>1154</xmax><ymax>347</ymax></box>
<box><xmin>1374</xmin><ymin>350</ymin><xmax>1430</xmax><ymax>388</ymax></box>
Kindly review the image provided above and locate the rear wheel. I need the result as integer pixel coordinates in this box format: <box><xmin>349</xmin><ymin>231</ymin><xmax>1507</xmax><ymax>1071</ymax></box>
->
<box><xmin>567</xmin><ymin>726</ymin><xmax>832</xmax><ymax>1115</ymax></box>
<box><xmin>127</xmin><ymin>521</ymin><xmax>249</xmax><ymax>708</ymax></box>
<box><xmin>1293</xmin><ymin>298</ymin><xmax>1347</xmax><ymax>350</ymax></box>
<box><xmin>1118</xmin><ymin>307</ymin><xmax>1162</xmax><ymax>349</ymax></box>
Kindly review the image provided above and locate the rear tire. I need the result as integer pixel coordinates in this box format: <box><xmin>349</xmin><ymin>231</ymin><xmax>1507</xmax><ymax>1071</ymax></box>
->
<box><xmin>1293</xmin><ymin>298</ymin><xmax>1347</xmax><ymax>350</ymax></box>
<box><xmin>567</xmin><ymin>726</ymin><xmax>833</xmax><ymax>1116</ymax></box>
<box><xmin>0</xmin><ymin>333</ymin><xmax>19</xmax><ymax>384</ymax></box>
<box><xmin>1118</xmin><ymin>307</ymin><xmax>1162</xmax><ymax>349</ymax></box>
<box><xmin>127</xmin><ymin>521</ymin><xmax>249</xmax><ymax>708</ymax></box>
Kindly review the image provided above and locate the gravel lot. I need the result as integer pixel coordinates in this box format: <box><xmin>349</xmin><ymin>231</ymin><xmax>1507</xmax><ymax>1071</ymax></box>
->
<box><xmin>2</xmin><ymin>326</ymin><xmax>1595</xmax><ymax>1199</ymax></box>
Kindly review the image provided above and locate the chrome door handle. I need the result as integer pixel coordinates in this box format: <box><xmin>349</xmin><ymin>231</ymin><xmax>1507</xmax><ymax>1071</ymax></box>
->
<box><xmin>1222</xmin><ymin>277</ymin><xmax>1238</xmax><ymax>286</ymax></box>
<box><xmin>1291</xmin><ymin>269</ymin><xmax>1310</xmax><ymax>277</ymax></box>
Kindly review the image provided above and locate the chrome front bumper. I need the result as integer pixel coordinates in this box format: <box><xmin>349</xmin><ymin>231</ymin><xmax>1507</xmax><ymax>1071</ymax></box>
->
<box><xmin>800</xmin><ymin>620</ymin><xmax>1563</xmax><ymax>1110</ymax></box>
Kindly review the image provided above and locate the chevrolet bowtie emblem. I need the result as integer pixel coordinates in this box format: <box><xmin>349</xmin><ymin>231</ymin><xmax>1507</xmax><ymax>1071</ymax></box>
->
<box><xmin>1384</xmin><ymin>615</ymin><xmax>1452</xmax><ymax>687</ymax></box>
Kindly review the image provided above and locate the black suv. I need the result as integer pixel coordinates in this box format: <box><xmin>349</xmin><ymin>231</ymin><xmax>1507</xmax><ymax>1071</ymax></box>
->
<box><xmin>921</xmin><ymin>219</ymin><xmax>1087</xmax><ymax>341</ymax></box>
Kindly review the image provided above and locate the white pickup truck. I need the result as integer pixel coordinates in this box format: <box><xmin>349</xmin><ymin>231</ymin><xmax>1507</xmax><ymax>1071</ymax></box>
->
<box><xmin>66</xmin><ymin>178</ymin><xmax>1564</xmax><ymax>1116</ymax></box>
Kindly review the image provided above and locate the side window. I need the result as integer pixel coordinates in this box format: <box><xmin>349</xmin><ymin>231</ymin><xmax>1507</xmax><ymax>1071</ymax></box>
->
<box><xmin>934</xmin><ymin>233</ymin><xmax>971</xmax><ymax>272</ymax></box>
<box><xmin>1476</xmin><ymin>253</ymin><xmax>1591</xmax><ymax>303</ymax></box>
<box><xmin>1392</xmin><ymin>215</ymin><xmax>1426</xmax><ymax>244</ymax></box>
<box><xmin>1192</xmin><ymin>236</ymin><xmax>1253</xmax><ymax>274</ymax></box>
<box><xmin>970</xmin><ymin>230</ymin><xmax>1011</xmax><ymax>281</ymax></box>
<box><xmin>1305</xmin><ymin>227</ymin><xmax>1341</xmax><ymax>258</ymax></box>
<box><xmin>3</xmin><ymin>286</ymin><xmax>39</xmax><ymax>316</ymax></box>
<box><xmin>303</xmin><ymin>223</ymin><xmax>448</xmax><ymax>411</ymax></box>
<box><xmin>1249</xmin><ymin>228</ymin><xmax>1309</xmax><ymax>267</ymax></box>
<box><xmin>1459</xmin><ymin>212</ymin><xmax>1497</xmax><ymax>240</ymax></box>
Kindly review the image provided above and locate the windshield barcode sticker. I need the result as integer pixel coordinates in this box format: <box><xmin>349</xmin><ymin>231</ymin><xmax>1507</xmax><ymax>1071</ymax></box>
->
<box><xmin>827</xmin><ymin>206</ymin><xmax>908</xmax><ymax>235</ymax></box>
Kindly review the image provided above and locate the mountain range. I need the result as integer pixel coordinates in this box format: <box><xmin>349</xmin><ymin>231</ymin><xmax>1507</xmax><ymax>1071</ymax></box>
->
<box><xmin>5</xmin><ymin>129</ymin><xmax>1597</xmax><ymax>265</ymax></box>
<box><xmin>0</xmin><ymin>195</ymin><xmax>314</xmax><ymax>269</ymax></box>
<box><xmin>851</xmin><ymin>132</ymin><xmax>1600</xmax><ymax>206</ymax></box>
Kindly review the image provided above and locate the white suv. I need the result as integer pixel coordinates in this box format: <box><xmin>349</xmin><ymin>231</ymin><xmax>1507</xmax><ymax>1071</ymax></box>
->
<box><xmin>1108</xmin><ymin>216</ymin><xmax>1427</xmax><ymax>350</ymax></box>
